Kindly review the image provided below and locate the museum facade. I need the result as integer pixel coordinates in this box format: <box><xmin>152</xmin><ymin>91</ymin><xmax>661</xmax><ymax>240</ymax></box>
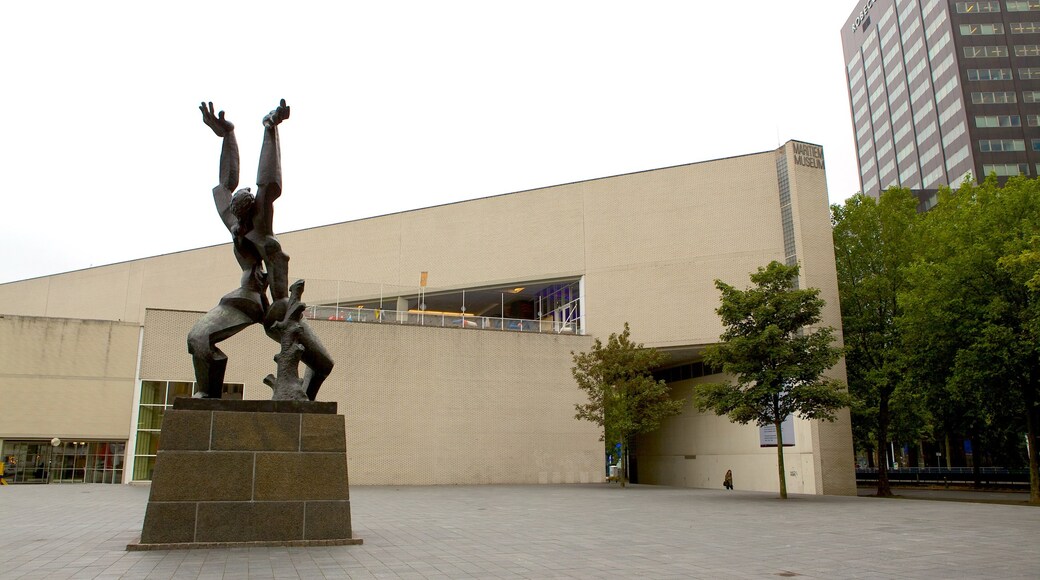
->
<box><xmin>0</xmin><ymin>140</ymin><xmax>857</xmax><ymax>495</ymax></box>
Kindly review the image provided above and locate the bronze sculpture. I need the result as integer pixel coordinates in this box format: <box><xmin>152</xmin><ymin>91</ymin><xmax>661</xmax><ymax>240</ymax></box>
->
<box><xmin>187</xmin><ymin>100</ymin><xmax>333</xmax><ymax>401</ymax></box>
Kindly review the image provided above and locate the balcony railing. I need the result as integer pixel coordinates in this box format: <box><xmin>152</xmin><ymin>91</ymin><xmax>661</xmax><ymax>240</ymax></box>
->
<box><xmin>303</xmin><ymin>306</ymin><xmax>580</xmax><ymax>335</ymax></box>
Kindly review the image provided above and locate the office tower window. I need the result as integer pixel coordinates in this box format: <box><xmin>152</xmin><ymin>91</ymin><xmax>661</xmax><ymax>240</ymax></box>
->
<box><xmin>956</xmin><ymin>1</ymin><xmax>1001</xmax><ymax>10</ymax></box>
<box><xmin>964</xmin><ymin>45</ymin><xmax>1009</xmax><ymax>57</ymax></box>
<box><xmin>971</xmin><ymin>91</ymin><xmax>1018</xmax><ymax>103</ymax></box>
<box><xmin>960</xmin><ymin>23</ymin><xmax>1005</xmax><ymax>34</ymax></box>
<box><xmin>982</xmin><ymin>163</ymin><xmax>1029</xmax><ymax>175</ymax></box>
<box><xmin>967</xmin><ymin>68</ymin><xmax>1014</xmax><ymax>80</ymax></box>
<box><xmin>1020</xmin><ymin>67</ymin><xmax>1040</xmax><ymax>79</ymax></box>
<box><xmin>976</xmin><ymin>115</ymin><xmax>1023</xmax><ymax>127</ymax></box>
<box><xmin>1031</xmin><ymin>138</ymin><xmax>1040</xmax><ymax>150</ymax></box>
<box><xmin>979</xmin><ymin>139</ymin><xmax>1026</xmax><ymax>151</ymax></box>
<box><xmin>1028</xmin><ymin>114</ymin><xmax>1040</xmax><ymax>126</ymax></box>
<box><xmin>1007</xmin><ymin>1</ymin><xmax>1040</xmax><ymax>11</ymax></box>
<box><xmin>1015</xmin><ymin>44</ymin><xmax>1040</xmax><ymax>55</ymax></box>
<box><xmin>1010</xmin><ymin>21</ymin><xmax>1040</xmax><ymax>33</ymax></box>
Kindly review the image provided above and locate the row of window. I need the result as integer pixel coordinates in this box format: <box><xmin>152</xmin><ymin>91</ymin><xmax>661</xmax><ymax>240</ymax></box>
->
<box><xmin>963</xmin><ymin>44</ymin><xmax>1040</xmax><ymax>57</ymax></box>
<box><xmin>969</xmin><ymin>89</ymin><xmax>1040</xmax><ymax>102</ymax></box>
<box><xmin>975</xmin><ymin>113</ymin><xmax>1040</xmax><ymax>125</ymax></box>
<box><xmin>967</xmin><ymin>67</ymin><xmax>1040</xmax><ymax>79</ymax></box>
<box><xmin>960</xmin><ymin>22</ymin><xmax>1040</xmax><ymax>35</ymax></box>
<box><xmin>983</xmin><ymin>163</ymin><xmax>1031</xmax><ymax>175</ymax></box>
<box><xmin>979</xmin><ymin>138</ymin><xmax>1040</xmax><ymax>151</ymax></box>
<box><xmin>957</xmin><ymin>1</ymin><xmax>1040</xmax><ymax>12</ymax></box>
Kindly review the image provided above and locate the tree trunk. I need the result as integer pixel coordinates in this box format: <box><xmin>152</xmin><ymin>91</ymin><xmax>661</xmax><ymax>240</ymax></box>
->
<box><xmin>619</xmin><ymin>439</ymin><xmax>627</xmax><ymax>488</ymax></box>
<box><xmin>970</xmin><ymin>428</ymin><xmax>981</xmax><ymax>489</ymax></box>
<box><xmin>775</xmin><ymin>417</ymin><xmax>788</xmax><ymax>499</ymax></box>
<box><xmin>876</xmin><ymin>396</ymin><xmax>893</xmax><ymax>497</ymax></box>
<box><xmin>1027</xmin><ymin>360</ymin><xmax>1039</xmax><ymax>504</ymax></box>
<box><xmin>945</xmin><ymin>434</ymin><xmax>954</xmax><ymax>469</ymax></box>
<box><xmin>866</xmin><ymin>445</ymin><xmax>875</xmax><ymax>469</ymax></box>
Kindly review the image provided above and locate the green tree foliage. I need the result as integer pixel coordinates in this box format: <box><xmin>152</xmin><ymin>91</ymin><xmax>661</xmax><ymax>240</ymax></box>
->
<box><xmin>572</xmin><ymin>323</ymin><xmax>684</xmax><ymax>486</ymax></box>
<box><xmin>831</xmin><ymin>188</ymin><xmax>923</xmax><ymax>496</ymax></box>
<box><xmin>693</xmin><ymin>261</ymin><xmax>852</xmax><ymax>499</ymax></box>
<box><xmin>900</xmin><ymin>176</ymin><xmax>1040</xmax><ymax>503</ymax></box>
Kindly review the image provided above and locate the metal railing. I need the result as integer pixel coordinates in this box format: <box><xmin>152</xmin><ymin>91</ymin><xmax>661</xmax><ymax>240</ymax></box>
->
<box><xmin>303</xmin><ymin>305</ymin><xmax>580</xmax><ymax>335</ymax></box>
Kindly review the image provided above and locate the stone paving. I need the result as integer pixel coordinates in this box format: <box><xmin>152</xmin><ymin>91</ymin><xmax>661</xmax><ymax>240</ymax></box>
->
<box><xmin>1</xmin><ymin>483</ymin><xmax>1038</xmax><ymax>579</ymax></box>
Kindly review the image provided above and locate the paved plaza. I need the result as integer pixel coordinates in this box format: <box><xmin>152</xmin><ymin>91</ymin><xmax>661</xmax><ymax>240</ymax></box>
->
<box><xmin>0</xmin><ymin>483</ymin><xmax>1037</xmax><ymax>579</ymax></box>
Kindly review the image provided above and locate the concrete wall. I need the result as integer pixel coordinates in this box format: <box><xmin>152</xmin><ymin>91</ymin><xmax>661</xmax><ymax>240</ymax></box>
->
<box><xmin>0</xmin><ymin>142</ymin><xmax>856</xmax><ymax>493</ymax></box>
<box><xmin>1</xmin><ymin>143</ymin><xmax>811</xmax><ymax>351</ymax></box>
<box><xmin>0</xmin><ymin>315</ymin><xmax>139</xmax><ymax>440</ymax></box>
<box><xmin>140</xmin><ymin>309</ymin><xmax>602</xmax><ymax>485</ymax></box>
<box><xmin>634</xmin><ymin>375</ymin><xmax>823</xmax><ymax>494</ymax></box>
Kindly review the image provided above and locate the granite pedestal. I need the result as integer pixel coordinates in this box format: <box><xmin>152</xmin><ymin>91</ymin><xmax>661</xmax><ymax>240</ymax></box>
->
<box><xmin>128</xmin><ymin>398</ymin><xmax>362</xmax><ymax>550</ymax></box>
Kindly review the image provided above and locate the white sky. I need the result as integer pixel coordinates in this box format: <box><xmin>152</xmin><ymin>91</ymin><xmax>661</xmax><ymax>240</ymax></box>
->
<box><xmin>0</xmin><ymin>1</ymin><xmax>863</xmax><ymax>285</ymax></box>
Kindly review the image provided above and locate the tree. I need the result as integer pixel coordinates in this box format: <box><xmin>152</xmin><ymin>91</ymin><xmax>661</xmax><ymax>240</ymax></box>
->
<box><xmin>693</xmin><ymin>261</ymin><xmax>852</xmax><ymax>499</ymax></box>
<box><xmin>572</xmin><ymin>323</ymin><xmax>684</xmax><ymax>486</ymax></box>
<box><xmin>831</xmin><ymin>188</ymin><xmax>923</xmax><ymax>496</ymax></box>
<box><xmin>900</xmin><ymin>176</ymin><xmax>1040</xmax><ymax>503</ymax></box>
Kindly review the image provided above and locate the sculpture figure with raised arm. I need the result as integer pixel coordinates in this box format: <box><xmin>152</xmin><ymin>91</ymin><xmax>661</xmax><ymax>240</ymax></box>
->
<box><xmin>187</xmin><ymin>100</ymin><xmax>334</xmax><ymax>401</ymax></box>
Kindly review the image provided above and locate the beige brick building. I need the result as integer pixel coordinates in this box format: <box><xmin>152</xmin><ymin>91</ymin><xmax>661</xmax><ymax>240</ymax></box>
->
<box><xmin>0</xmin><ymin>141</ymin><xmax>856</xmax><ymax>494</ymax></box>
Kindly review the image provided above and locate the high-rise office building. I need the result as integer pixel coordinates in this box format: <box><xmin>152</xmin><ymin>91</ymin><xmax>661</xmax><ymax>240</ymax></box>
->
<box><xmin>842</xmin><ymin>0</ymin><xmax>1040</xmax><ymax>200</ymax></box>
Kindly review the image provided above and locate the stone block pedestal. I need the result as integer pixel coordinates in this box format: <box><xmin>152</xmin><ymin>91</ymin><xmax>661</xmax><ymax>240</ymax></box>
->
<box><xmin>128</xmin><ymin>399</ymin><xmax>362</xmax><ymax>550</ymax></box>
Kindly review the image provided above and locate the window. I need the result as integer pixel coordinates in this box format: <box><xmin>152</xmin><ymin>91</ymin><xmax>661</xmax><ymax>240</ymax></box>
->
<box><xmin>1031</xmin><ymin>138</ymin><xmax>1040</xmax><ymax>150</ymax></box>
<box><xmin>976</xmin><ymin>115</ymin><xmax>1022</xmax><ymax>127</ymax></box>
<box><xmin>961</xmin><ymin>23</ymin><xmax>1005</xmax><ymax>34</ymax></box>
<box><xmin>979</xmin><ymin>139</ymin><xmax>1026</xmax><ymax>151</ymax></box>
<box><xmin>968</xmin><ymin>68</ymin><xmax>1014</xmax><ymax>80</ymax></box>
<box><xmin>983</xmin><ymin>163</ymin><xmax>1029</xmax><ymax>175</ymax></box>
<box><xmin>971</xmin><ymin>91</ymin><xmax>1018</xmax><ymax>103</ymax></box>
<box><xmin>1026</xmin><ymin>90</ymin><xmax>1040</xmax><ymax>102</ymax></box>
<box><xmin>132</xmin><ymin>380</ymin><xmax>244</xmax><ymax>481</ymax></box>
<box><xmin>920</xmin><ymin>143</ymin><xmax>942</xmax><ymax>165</ymax></box>
<box><xmin>943</xmin><ymin>122</ymin><xmax>967</xmax><ymax>148</ymax></box>
<box><xmin>938</xmin><ymin>99</ymin><xmax>963</xmax><ymax>125</ymax></box>
<box><xmin>964</xmin><ymin>45</ymin><xmax>1009</xmax><ymax>57</ymax></box>
<box><xmin>1011</xmin><ymin>21</ymin><xmax>1040</xmax><ymax>33</ymax></box>
<box><xmin>1015</xmin><ymin>44</ymin><xmax>1040</xmax><ymax>55</ymax></box>
<box><xmin>1029</xmin><ymin>114</ymin><xmax>1040</xmax><ymax>126</ymax></box>
<box><xmin>956</xmin><ymin>0</ymin><xmax>1001</xmax><ymax>10</ymax></box>
<box><xmin>1008</xmin><ymin>0</ymin><xmax>1040</xmax><ymax>10</ymax></box>
<box><xmin>1021</xmin><ymin>68</ymin><xmax>1040</xmax><ymax>79</ymax></box>
<box><xmin>947</xmin><ymin>145</ymin><xmax>972</xmax><ymax>171</ymax></box>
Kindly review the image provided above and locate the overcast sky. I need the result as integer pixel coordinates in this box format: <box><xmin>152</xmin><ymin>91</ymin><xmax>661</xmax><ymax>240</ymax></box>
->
<box><xmin>0</xmin><ymin>1</ymin><xmax>863</xmax><ymax>284</ymax></box>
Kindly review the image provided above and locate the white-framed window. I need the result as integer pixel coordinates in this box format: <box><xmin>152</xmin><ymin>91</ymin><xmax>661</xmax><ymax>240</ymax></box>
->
<box><xmin>983</xmin><ymin>163</ymin><xmax>1029</xmax><ymax>176</ymax></box>
<box><xmin>1015</xmin><ymin>44</ymin><xmax>1040</xmax><ymax>55</ymax></box>
<box><xmin>976</xmin><ymin>115</ymin><xmax>1023</xmax><ymax>127</ymax></box>
<box><xmin>1008</xmin><ymin>0</ymin><xmax>1040</xmax><ymax>10</ymax></box>
<box><xmin>1011</xmin><ymin>21</ymin><xmax>1040</xmax><ymax>33</ymax></box>
<box><xmin>956</xmin><ymin>0</ymin><xmax>1001</xmax><ymax>11</ymax></box>
<box><xmin>964</xmin><ymin>45</ymin><xmax>1009</xmax><ymax>57</ymax></box>
<box><xmin>979</xmin><ymin>139</ymin><xmax>1026</xmax><ymax>151</ymax></box>
<box><xmin>967</xmin><ymin>68</ymin><xmax>1013</xmax><ymax>80</ymax></box>
<box><xmin>960</xmin><ymin>23</ymin><xmax>1005</xmax><ymax>34</ymax></box>
<box><xmin>1026</xmin><ymin>91</ymin><xmax>1040</xmax><ymax>102</ymax></box>
<box><xmin>1021</xmin><ymin>67</ymin><xmax>1040</xmax><ymax>79</ymax></box>
<box><xmin>971</xmin><ymin>91</ymin><xmax>1018</xmax><ymax>103</ymax></box>
<box><xmin>1028</xmin><ymin>114</ymin><xmax>1040</xmax><ymax>126</ymax></box>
